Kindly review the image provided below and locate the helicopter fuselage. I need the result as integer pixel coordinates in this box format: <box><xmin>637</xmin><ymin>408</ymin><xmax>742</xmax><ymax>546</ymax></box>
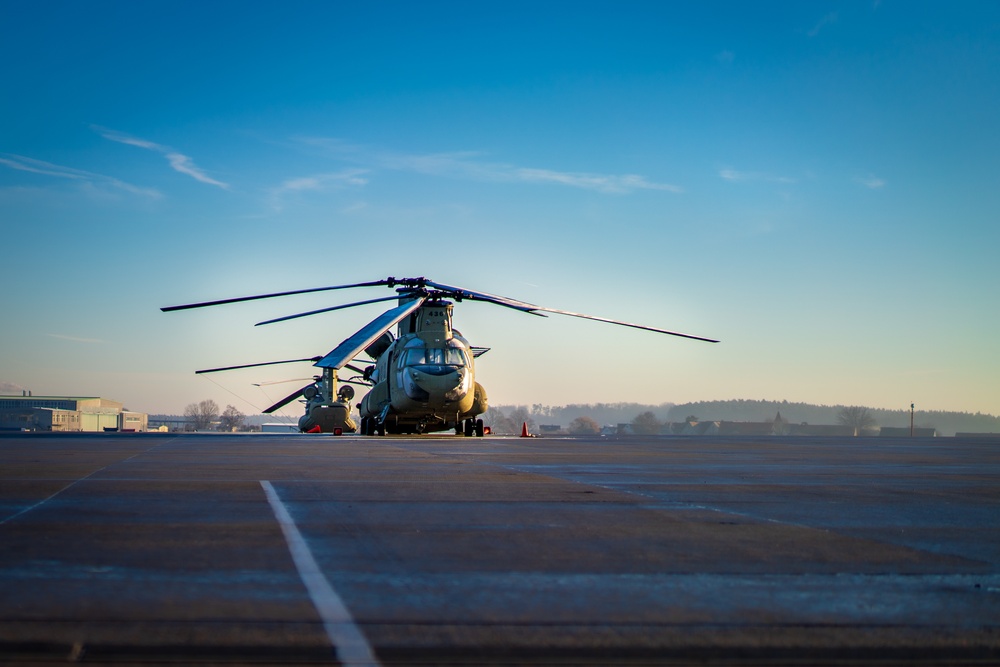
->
<box><xmin>358</xmin><ymin>300</ymin><xmax>487</xmax><ymax>434</ymax></box>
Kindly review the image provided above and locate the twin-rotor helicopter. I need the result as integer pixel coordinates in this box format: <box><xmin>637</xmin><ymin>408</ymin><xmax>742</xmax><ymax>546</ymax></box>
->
<box><xmin>162</xmin><ymin>277</ymin><xmax>718</xmax><ymax>436</ymax></box>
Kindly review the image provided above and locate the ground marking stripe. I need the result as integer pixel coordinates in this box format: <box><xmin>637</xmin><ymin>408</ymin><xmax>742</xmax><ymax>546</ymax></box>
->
<box><xmin>260</xmin><ymin>480</ymin><xmax>380</xmax><ymax>667</ymax></box>
<box><xmin>0</xmin><ymin>437</ymin><xmax>177</xmax><ymax>526</ymax></box>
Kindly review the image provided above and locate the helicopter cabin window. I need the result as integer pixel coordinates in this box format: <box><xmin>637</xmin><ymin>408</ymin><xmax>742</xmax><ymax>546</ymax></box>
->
<box><xmin>402</xmin><ymin>347</ymin><xmax>467</xmax><ymax>367</ymax></box>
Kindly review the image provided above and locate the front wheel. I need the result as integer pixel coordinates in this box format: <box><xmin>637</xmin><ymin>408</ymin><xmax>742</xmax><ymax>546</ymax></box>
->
<box><xmin>475</xmin><ymin>419</ymin><xmax>484</xmax><ymax>437</ymax></box>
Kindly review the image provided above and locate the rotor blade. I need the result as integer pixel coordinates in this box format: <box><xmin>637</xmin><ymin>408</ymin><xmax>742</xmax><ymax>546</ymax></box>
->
<box><xmin>195</xmin><ymin>357</ymin><xmax>322</xmax><ymax>374</ymax></box>
<box><xmin>424</xmin><ymin>280</ymin><xmax>545</xmax><ymax>315</ymax></box>
<box><xmin>315</xmin><ymin>298</ymin><xmax>426</xmax><ymax>369</ymax></box>
<box><xmin>527</xmin><ymin>306</ymin><xmax>719</xmax><ymax>343</ymax></box>
<box><xmin>427</xmin><ymin>280</ymin><xmax>715</xmax><ymax>341</ymax></box>
<box><xmin>254</xmin><ymin>295</ymin><xmax>403</xmax><ymax>326</ymax></box>
<box><xmin>262</xmin><ymin>385</ymin><xmax>309</xmax><ymax>414</ymax></box>
<box><xmin>161</xmin><ymin>279</ymin><xmax>393</xmax><ymax>312</ymax></box>
<box><xmin>253</xmin><ymin>377</ymin><xmax>314</xmax><ymax>387</ymax></box>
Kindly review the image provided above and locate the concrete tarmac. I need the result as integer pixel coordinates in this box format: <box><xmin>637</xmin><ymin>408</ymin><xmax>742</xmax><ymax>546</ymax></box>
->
<box><xmin>1</xmin><ymin>432</ymin><xmax>999</xmax><ymax>665</ymax></box>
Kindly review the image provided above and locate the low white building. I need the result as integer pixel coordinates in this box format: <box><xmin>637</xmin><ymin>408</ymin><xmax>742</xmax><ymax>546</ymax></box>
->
<box><xmin>261</xmin><ymin>422</ymin><xmax>300</xmax><ymax>433</ymax></box>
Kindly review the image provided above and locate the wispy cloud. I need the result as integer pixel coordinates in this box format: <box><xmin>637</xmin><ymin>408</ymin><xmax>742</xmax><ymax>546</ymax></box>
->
<box><xmin>268</xmin><ymin>169</ymin><xmax>369</xmax><ymax>210</ymax></box>
<box><xmin>45</xmin><ymin>333</ymin><xmax>105</xmax><ymax>344</ymax></box>
<box><xmin>300</xmin><ymin>138</ymin><xmax>683</xmax><ymax>194</ymax></box>
<box><xmin>719</xmin><ymin>167</ymin><xmax>796</xmax><ymax>184</ymax></box>
<box><xmin>513</xmin><ymin>167</ymin><xmax>682</xmax><ymax>193</ymax></box>
<box><xmin>0</xmin><ymin>154</ymin><xmax>161</xmax><ymax>198</ymax></box>
<box><xmin>94</xmin><ymin>126</ymin><xmax>229</xmax><ymax>189</ymax></box>
<box><xmin>277</xmin><ymin>170</ymin><xmax>369</xmax><ymax>193</ymax></box>
<box><xmin>807</xmin><ymin>12</ymin><xmax>838</xmax><ymax>37</ymax></box>
<box><xmin>855</xmin><ymin>173</ymin><xmax>886</xmax><ymax>189</ymax></box>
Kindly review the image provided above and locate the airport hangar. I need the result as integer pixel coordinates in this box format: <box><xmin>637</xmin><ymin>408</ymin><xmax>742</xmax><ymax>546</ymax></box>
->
<box><xmin>0</xmin><ymin>395</ymin><xmax>147</xmax><ymax>432</ymax></box>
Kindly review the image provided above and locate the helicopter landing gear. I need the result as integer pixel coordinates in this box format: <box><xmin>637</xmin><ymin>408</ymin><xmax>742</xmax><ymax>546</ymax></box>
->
<box><xmin>462</xmin><ymin>418</ymin><xmax>485</xmax><ymax>437</ymax></box>
<box><xmin>361</xmin><ymin>417</ymin><xmax>385</xmax><ymax>436</ymax></box>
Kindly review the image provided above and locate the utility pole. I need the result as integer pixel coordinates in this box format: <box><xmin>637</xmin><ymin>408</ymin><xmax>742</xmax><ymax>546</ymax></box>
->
<box><xmin>910</xmin><ymin>402</ymin><xmax>915</xmax><ymax>437</ymax></box>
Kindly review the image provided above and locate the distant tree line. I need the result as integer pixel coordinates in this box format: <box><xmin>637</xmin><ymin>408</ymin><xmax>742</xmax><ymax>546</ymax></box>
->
<box><xmin>485</xmin><ymin>400</ymin><xmax>1000</xmax><ymax>437</ymax></box>
<box><xmin>482</xmin><ymin>406</ymin><xmax>536</xmax><ymax>435</ymax></box>
<box><xmin>157</xmin><ymin>399</ymin><xmax>997</xmax><ymax>436</ymax></box>
<box><xmin>483</xmin><ymin>407</ymin><xmax>666</xmax><ymax>435</ymax></box>
<box><xmin>836</xmin><ymin>406</ymin><xmax>877</xmax><ymax>435</ymax></box>
<box><xmin>180</xmin><ymin>400</ymin><xmax>254</xmax><ymax>432</ymax></box>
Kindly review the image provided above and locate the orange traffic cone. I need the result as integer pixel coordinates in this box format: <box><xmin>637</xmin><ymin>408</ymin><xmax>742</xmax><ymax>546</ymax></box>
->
<box><xmin>520</xmin><ymin>422</ymin><xmax>530</xmax><ymax>437</ymax></box>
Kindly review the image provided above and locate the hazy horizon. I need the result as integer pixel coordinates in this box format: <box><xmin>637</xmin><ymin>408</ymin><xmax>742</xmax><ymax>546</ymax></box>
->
<box><xmin>2</xmin><ymin>2</ymin><xmax>997</xmax><ymax>418</ymax></box>
<box><xmin>2</xmin><ymin>382</ymin><xmax>995</xmax><ymax>424</ymax></box>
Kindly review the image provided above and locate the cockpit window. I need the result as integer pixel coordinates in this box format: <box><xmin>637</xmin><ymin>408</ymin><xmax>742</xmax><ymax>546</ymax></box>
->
<box><xmin>403</xmin><ymin>348</ymin><xmax>467</xmax><ymax>367</ymax></box>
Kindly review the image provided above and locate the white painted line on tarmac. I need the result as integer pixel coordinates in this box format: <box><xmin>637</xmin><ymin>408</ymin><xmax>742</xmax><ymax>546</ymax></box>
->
<box><xmin>0</xmin><ymin>437</ymin><xmax>178</xmax><ymax>526</ymax></box>
<box><xmin>0</xmin><ymin>483</ymin><xmax>77</xmax><ymax>526</ymax></box>
<box><xmin>260</xmin><ymin>480</ymin><xmax>380</xmax><ymax>667</ymax></box>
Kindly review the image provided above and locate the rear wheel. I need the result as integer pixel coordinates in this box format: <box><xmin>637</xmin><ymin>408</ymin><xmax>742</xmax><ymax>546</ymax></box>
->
<box><xmin>475</xmin><ymin>419</ymin><xmax>484</xmax><ymax>437</ymax></box>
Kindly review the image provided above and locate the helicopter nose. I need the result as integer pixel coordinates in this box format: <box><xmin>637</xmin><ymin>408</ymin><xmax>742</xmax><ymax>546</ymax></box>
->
<box><xmin>404</xmin><ymin>366</ymin><xmax>469</xmax><ymax>401</ymax></box>
<box><xmin>411</xmin><ymin>365</ymin><xmax>457</xmax><ymax>377</ymax></box>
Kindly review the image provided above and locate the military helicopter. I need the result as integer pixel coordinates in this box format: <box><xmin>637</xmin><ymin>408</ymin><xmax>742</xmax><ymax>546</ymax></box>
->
<box><xmin>162</xmin><ymin>277</ymin><xmax>718</xmax><ymax>436</ymax></box>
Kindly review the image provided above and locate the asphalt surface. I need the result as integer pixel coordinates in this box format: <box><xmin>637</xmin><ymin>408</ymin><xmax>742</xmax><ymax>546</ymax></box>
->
<box><xmin>1</xmin><ymin>431</ymin><xmax>999</xmax><ymax>665</ymax></box>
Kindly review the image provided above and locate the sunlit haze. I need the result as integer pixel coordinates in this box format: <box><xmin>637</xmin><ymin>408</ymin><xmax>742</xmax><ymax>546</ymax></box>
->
<box><xmin>2</xmin><ymin>2</ymin><xmax>997</xmax><ymax>418</ymax></box>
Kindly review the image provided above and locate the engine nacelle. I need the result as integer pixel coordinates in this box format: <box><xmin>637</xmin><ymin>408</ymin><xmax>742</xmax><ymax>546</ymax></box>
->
<box><xmin>466</xmin><ymin>382</ymin><xmax>487</xmax><ymax>417</ymax></box>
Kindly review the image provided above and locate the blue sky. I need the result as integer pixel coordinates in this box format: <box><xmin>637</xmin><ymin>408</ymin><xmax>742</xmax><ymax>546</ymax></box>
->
<box><xmin>2</xmin><ymin>1</ymin><xmax>998</xmax><ymax>418</ymax></box>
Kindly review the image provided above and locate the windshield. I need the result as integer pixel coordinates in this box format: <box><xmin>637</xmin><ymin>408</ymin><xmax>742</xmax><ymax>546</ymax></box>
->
<box><xmin>403</xmin><ymin>347</ymin><xmax>467</xmax><ymax>367</ymax></box>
